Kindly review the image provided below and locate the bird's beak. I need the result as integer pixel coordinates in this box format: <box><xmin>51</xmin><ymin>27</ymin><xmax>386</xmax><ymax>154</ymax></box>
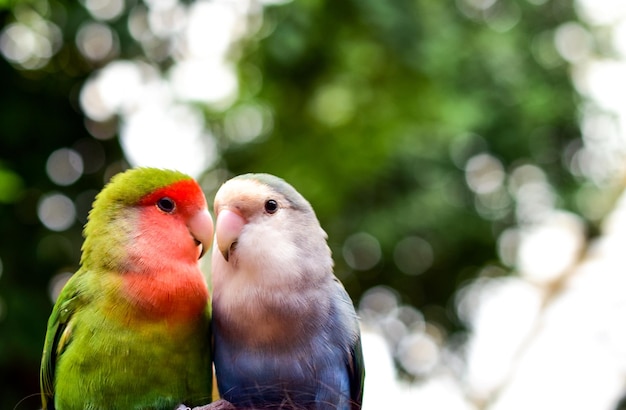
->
<box><xmin>215</xmin><ymin>208</ymin><xmax>246</xmax><ymax>262</ymax></box>
<box><xmin>187</xmin><ymin>208</ymin><xmax>214</xmax><ymax>259</ymax></box>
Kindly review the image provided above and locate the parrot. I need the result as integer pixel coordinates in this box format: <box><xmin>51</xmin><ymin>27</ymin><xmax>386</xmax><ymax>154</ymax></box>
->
<box><xmin>210</xmin><ymin>173</ymin><xmax>364</xmax><ymax>410</ymax></box>
<box><xmin>40</xmin><ymin>167</ymin><xmax>214</xmax><ymax>410</ymax></box>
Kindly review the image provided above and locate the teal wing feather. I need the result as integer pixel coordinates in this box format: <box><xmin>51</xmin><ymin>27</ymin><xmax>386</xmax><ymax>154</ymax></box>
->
<box><xmin>40</xmin><ymin>275</ymin><xmax>83</xmax><ymax>410</ymax></box>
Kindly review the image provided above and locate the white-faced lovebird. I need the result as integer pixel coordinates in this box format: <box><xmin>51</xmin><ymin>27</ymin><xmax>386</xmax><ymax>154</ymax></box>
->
<box><xmin>40</xmin><ymin>168</ymin><xmax>214</xmax><ymax>409</ymax></box>
<box><xmin>211</xmin><ymin>173</ymin><xmax>364</xmax><ymax>410</ymax></box>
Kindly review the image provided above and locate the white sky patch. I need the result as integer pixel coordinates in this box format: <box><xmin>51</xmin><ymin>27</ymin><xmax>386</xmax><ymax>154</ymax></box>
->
<box><xmin>169</xmin><ymin>59</ymin><xmax>238</xmax><ymax>106</ymax></box>
<box><xmin>182</xmin><ymin>0</ymin><xmax>241</xmax><ymax>60</ymax></box>
<box><xmin>120</xmin><ymin>101</ymin><xmax>216</xmax><ymax>178</ymax></box>
<box><xmin>361</xmin><ymin>330</ymin><xmax>474</xmax><ymax>410</ymax></box>
<box><xmin>516</xmin><ymin>211</ymin><xmax>586</xmax><ymax>284</ymax></box>
<box><xmin>459</xmin><ymin>277</ymin><xmax>543</xmax><ymax>401</ymax></box>
<box><xmin>575</xmin><ymin>0</ymin><xmax>626</xmax><ymax>26</ymax></box>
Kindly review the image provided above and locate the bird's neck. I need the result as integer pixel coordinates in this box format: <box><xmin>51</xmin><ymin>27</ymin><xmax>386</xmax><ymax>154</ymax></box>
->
<box><xmin>214</xmin><ymin>275</ymin><xmax>331</xmax><ymax>348</ymax></box>
<box><xmin>121</xmin><ymin>263</ymin><xmax>210</xmax><ymax>324</ymax></box>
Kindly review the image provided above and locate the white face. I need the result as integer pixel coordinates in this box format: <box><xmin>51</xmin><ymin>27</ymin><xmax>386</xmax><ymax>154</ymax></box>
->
<box><xmin>211</xmin><ymin>178</ymin><xmax>308</xmax><ymax>298</ymax></box>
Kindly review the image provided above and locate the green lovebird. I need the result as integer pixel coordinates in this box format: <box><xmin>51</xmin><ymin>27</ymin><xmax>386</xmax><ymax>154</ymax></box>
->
<box><xmin>40</xmin><ymin>168</ymin><xmax>214</xmax><ymax>410</ymax></box>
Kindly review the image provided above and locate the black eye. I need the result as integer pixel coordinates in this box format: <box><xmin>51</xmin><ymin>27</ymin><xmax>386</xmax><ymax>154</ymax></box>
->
<box><xmin>264</xmin><ymin>199</ymin><xmax>278</xmax><ymax>214</ymax></box>
<box><xmin>156</xmin><ymin>197</ymin><xmax>176</xmax><ymax>213</ymax></box>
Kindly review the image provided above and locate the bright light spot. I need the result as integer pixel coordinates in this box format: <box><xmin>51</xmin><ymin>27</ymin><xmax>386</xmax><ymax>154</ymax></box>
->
<box><xmin>128</xmin><ymin>4</ymin><xmax>151</xmax><ymax>42</ymax></box>
<box><xmin>48</xmin><ymin>271</ymin><xmax>73</xmax><ymax>302</ymax></box>
<box><xmin>489</xmin><ymin>260</ymin><xmax>626</xmax><ymax>409</ymax></box>
<box><xmin>508</xmin><ymin>164</ymin><xmax>546</xmax><ymax>195</ymax></box>
<box><xmin>184</xmin><ymin>0</ymin><xmax>241</xmax><ymax>59</ymax></box>
<box><xmin>359</xmin><ymin>286</ymin><xmax>400</xmax><ymax>320</ymax></box>
<box><xmin>362</xmin><ymin>328</ymin><xmax>473</xmax><ymax>410</ymax></box>
<box><xmin>465</xmin><ymin>153</ymin><xmax>505</xmax><ymax>194</ymax></box>
<box><xmin>85</xmin><ymin>118</ymin><xmax>118</xmax><ymax>140</ymax></box>
<box><xmin>102</xmin><ymin>60</ymin><xmax>151</xmax><ymax>113</ymax></box>
<box><xmin>395</xmin><ymin>305</ymin><xmax>426</xmax><ymax>332</ymax></box>
<box><xmin>575</xmin><ymin>60</ymin><xmax>626</xmax><ymax>111</ymax></box>
<box><xmin>343</xmin><ymin>232</ymin><xmax>382</xmax><ymax>271</ymax></box>
<box><xmin>144</xmin><ymin>0</ymin><xmax>178</xmax><ymax>11</ymax></box>
<box><xmin>393</xmin><ymin>236</ymin><xmax>434</xmax><ymax>275</ymax></box>
<box><xmin>259</xmin><ymin>0</ymin><xmax>293</xmax><ymax>4</ymax></box>
<box><xmin>517</xmin><ymin>211</ymin><xmax>585</xmax><ymax>284</ymax></box>
<box><xmin>82</xmin><ymin>0</ymin><xmax>125</xmax><ymax>21</ymax></box>
<box><xmin>414</xmin><ymin>374</ymin><xmax>477</xmax><ymax>410</ymax></box>
<box><xmin>309</xmin><ymin>83</ymin><xmax>356</xmax><ymax>127</ymax></box>
<box><xmin>76</xmin><ymin>22</ymin><xmax>117</xmax><ymax>62</ymax></box>
<box><xmin>38</xmin><ymin>193</ymin><xmax>76</xmax><ymax>232</ymax></box>
<box><xmin>497</xmin><ymin>228</ymin><xmax>520</xmax><ymax>267</ymax></box>
<box><xmin>397</xmin><ymin>332</ymin><xmax>440</xmax><ymax>376</ymax></box>
<box><xmin>515</xmin><ymin>181</ymin><xmax>556</xmax><ymax>222</ymax></box>
<box><xmin>581</xmin><ymin>104</ymin><xmax>622</xmax><ymax>147</ymax></box>
<box><xmin>379</xmin><ymin>315</ymin><xmax>408</xmax><ymax>347</ymax></box>
<box><xmin>0</xmin><ymin>19</ymin><xmax>61</xmax><ymax>70</ymax></box>
<box><xmin>566</xmin><ymin>106</ymin><xmax>626</xmax><ymax>185</ymax></box>
<box><xmin>169</xmin><ymin>60</ymin><xmax>238</xmax><ymax>106</ymax></box>
<box><xmin>463</xmin><ymin>0</ymin><xmax>497</xmax><ymax>11</ymax></box>
<box><xmin>80</xmin><ymin>78</ymin><xmax>111</xmax><ymax>121</ymax></box>
<box><xmin>147</xmin><ymin>1</ymin><xmax>186</xmax><ymax>38</ymax></box>
<box><xmin>46</xmin><ymin>148</ymin><xmax>84</xmax><ymax>186</ymax></box>
<box><xmin>554</xmin><ymin>22</ymin><xmax>592</xmax><ymax>63</ymax></box>
<box><xmin>474</xmin><ymin>186</ymin><xmax>512</xmax><ymax>220</ymax></box>
<box><xmin>613</xmin><ymin>20</ymin><xmax>626</xmax><ymax>58</ymax></box>
<box><xmin>361</xmin><ymin>330</ymin><xmax>398</xmax><ymax>410</ymax></box>
<box><xmin>508</xmin><ymin>165</ymin><xmax>556</xmax><ymax>224</ymax></box>
<box><xmin>121</xmin><ymin>102</ymin><xmax>216</xmax><ymax>178</ymax></box>
<box><xmin>575</xmin><ymin>0</ymin><xmax>626</xmax><ymax>25</ymax></box>
<box><xmin>80</xmin><ymin>60</ymin><xmax>147</xmax><ymax>121</ymax></box>
<box><xmin>224</xmin><ymin>104</ymin><xmax>272</xmax><ymax>144</ymax></box>
<box><xmin>0</xmin><ymin>24</ymin><xmax>43</xmax><ymax>65</ymax></box>
<box><xmin>571</xmin><ymin>146</ymin><xmax>619</xmax><ymax>186</ymax></box>
<box><xmin>361</xmin><ymin>296</ymin><xmax>429</xmax><ymax>360</ymax></box>
<box><xmin>483</xmin><ymin>1</ymin><xmax>521</xmax><ymax>33</ymax></box>
<box><xmin>458</xmin><ymin>277</ymin><xmax>543</xmax><ymax>400</ymax></box>
<box><xmin>507</xmin><ymin>164</ymin><xmax>557</xmax><ymax>223</ymax></box>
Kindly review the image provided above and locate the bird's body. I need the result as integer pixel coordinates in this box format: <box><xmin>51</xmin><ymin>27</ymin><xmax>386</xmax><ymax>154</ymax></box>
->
<box><xmin>211</xmin><ymin>174</ymin><xmax>364</xmax><ymax>410</ymax></box>
<box><xmin>40</xmin><ymin>168</ymin><xmax>214</xmax><ymax>410</ymax></box>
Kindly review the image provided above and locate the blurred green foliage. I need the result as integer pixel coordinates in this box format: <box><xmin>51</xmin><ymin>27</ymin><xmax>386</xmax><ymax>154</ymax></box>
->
<box><xmin>0</xmin><ymin>0</ymin><xmax>583</xmax><ymax>407</ymax></box>
<box><xmin>222</xmin><ymin>0</ymin><xmax>580</xmax><ymax>310</ymax></box>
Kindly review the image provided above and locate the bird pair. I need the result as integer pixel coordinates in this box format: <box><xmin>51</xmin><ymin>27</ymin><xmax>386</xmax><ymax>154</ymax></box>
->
<box><xmin>40</xmin><ymin>168</ymin><xmax>364</xmax><ymax>410</ymax></box>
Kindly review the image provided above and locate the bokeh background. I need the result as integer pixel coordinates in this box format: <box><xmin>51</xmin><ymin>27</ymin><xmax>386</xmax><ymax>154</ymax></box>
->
<box><xmin>2</xmin><ymin>0</ymin><xmax>626</xmax><ymax>408</ymax></box>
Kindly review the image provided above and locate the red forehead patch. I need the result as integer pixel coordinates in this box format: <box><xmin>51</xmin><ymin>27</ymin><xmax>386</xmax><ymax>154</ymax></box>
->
<box><xmin>138</xmin><ymin>179</ymin><xmax>206</xmax><ymax>211</ymax></box>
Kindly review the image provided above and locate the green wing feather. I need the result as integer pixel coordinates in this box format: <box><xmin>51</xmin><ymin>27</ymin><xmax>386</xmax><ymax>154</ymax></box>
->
<box><xmin>40</xmin><ymin>274</ymin><xmax>83</xmax><ymax>410</ymax></box>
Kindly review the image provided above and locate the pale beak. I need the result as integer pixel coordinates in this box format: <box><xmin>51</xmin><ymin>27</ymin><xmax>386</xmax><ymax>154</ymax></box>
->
<box><xmin>215</xmin><ymin>208</ymin><xmax>246</xmax><ymax>262</ymax></box>
<box><xmin>187</xmin><ymin>208</ymin><xmax>214</xmax><ymax>259</ymax></box>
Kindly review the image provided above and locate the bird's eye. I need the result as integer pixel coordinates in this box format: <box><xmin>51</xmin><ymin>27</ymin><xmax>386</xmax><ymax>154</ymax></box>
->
<box><xmin>264</xmin><ymin>199</ymin><xmax>278</xmax><ymax>214</ymax></box>
<box><xmin>156</xmin><ymin>197</ymin><xmax>176</xmax><ymax>213</ymax></box>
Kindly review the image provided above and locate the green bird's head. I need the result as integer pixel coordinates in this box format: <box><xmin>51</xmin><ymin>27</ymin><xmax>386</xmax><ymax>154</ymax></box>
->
<box><xmin>80</xmin><ymin>167</ymin><xmax>214</xmax><ymax>272</ymax></box>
